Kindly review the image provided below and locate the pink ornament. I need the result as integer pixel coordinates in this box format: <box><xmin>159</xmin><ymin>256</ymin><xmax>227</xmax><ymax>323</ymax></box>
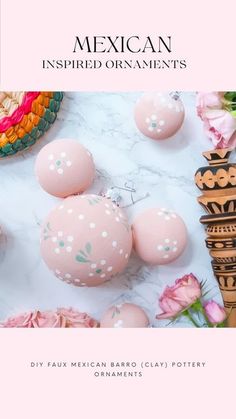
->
<box><xmin>134</xmin><ymin>92</ymin><xmax>185</xmax><ymax>140</ymax></box>
<box><xmin>132</xmin><ymin>208</ymin><xmax>187</xmax><ymax>264</ymax></box>
<box><xmin>40</xmin><ymin>194</ymin><xmax>132</xmax><ymax>287</ymax></box>
<box><xmin>100</xmin><ymin>303</ymin><xmax>149</xmax><ymax>328</ymax></box>
<box><xmin>35</xmin><ymin>139</ymin><xmax>95</xmax><ymax>198</ymax></box>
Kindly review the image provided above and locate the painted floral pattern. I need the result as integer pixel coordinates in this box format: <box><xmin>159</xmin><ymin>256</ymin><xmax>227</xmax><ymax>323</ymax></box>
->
<box><xmin>145</xmin><ymin>114</ymin><xmax>165</xmax><ymax>133</ymax></box>
<box><xmin>48</xmin><ymin>151</ymin><xmax>72</xmax><ymax>175</ymax></box>
<box><xmin>157</xmin><ymin>238</ymin><xmax>178</xmax><ymax>259</ymax></box>
<box><xmin>43</xmin><ymin>223</ymin><xmax>74</xmax><ymax>254</ymax></box>
<box><xmin>41</xmin><ymin>194</ymin><xmax>132</xmax><ymax>287</ymax></box>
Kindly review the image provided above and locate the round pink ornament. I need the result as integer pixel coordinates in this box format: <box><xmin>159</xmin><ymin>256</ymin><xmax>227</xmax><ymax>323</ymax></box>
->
<box><xmin>100</xmin><ymin>303</ymin><xmax>149</xmax><ymax>328</ymax></box>
<box><xmin>134</xmin><ymin>92</ymin><xmax>185</xmax><ymax>140</ymax></box>
<box><xmin>132</xmin><ymin>208</ymin><xmax>187</xmax><ymax>264</ymax></box>
<box><xmin>40</xmin><ymin>194</ymin><xmax>132</xmax><ymax>287</ymax></box>
<box><xmin>35</xmin><ymin>139</ymin><xmax>95</xmax><ymax>198</ymax></box>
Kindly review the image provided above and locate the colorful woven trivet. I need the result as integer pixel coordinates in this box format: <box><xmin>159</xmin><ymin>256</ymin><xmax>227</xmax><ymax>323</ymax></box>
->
<box><xmin>0</xmin><ymin>91</ymin><xmax>63</xmax><ymax>157</ymax></box>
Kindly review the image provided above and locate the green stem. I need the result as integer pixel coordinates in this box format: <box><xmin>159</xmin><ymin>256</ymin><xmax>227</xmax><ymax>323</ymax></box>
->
<box><xmin>191</xmin><ymin>299</ymin><xmax>212</xmax><ymax>327</ymax></box>
<box><xmin>183</xmin><ymin>310</ymin><xmax>201</xmax><ymax>328</ymax></box>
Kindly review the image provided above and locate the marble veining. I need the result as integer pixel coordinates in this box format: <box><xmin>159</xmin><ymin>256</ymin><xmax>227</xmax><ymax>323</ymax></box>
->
<box><xmin>0</xmin><ymin>92</ymin><xmax>226</xmax><ymax>326</ymax></box>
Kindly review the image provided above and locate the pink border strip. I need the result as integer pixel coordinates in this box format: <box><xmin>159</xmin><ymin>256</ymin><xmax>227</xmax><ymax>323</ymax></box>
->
<box><xmin>0</xmin><ymin>92</ymin><xmax>40</xmax><ymax>133</ymax></box>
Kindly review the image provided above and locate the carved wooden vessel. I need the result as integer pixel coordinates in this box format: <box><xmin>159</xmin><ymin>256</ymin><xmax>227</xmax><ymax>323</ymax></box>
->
<box><xmin>195</xmin><ymin>148</ymin><xmax>236</xmax><ymax>327</ymax></box>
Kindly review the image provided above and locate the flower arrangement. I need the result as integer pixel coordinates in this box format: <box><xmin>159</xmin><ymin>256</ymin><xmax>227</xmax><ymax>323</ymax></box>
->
<box><xmin>197</xmin><ymin>92</ymin><xmax>236</xmax><ymax>148</ymax></box>
<box><xmin>0</xmin><ymin>308</ymin><xmax>99</xmax><ymax>328</ymax></box>
<box><xmin>156</xmin><ymin>273</ymin><xmax>226</xmax><ymax>327</ymax></box>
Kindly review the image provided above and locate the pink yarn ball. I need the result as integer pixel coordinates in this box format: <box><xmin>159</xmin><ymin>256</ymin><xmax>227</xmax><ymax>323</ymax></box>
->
<box><xmin>134</xmin><ymin>92</ymin><xmax>185</xmax><ymax>140</ymax></box>
<box><xmin>35</xmin><ymin>139</ymin><xmax>95</xmax><ymax>198</ymax></box>
<box><xmin>40</xmin><ymin>194</ymin><xmax>132</xmax><ymax>287</ymax></box>
<box><xmin>132</xmin><ymin>208</ymin><xmax>187</xmax><ymax>265</ymax></box>
<box><xmin>100</xmin><ymin>303</ymin><xmax>149</xmax><ymax>328</ymax></box>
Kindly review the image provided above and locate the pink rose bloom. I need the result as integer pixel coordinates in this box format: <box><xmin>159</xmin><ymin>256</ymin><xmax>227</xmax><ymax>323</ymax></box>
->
<box><xmin>157</xmin><ymin>273</ymin><xmax>201</xmax><ymax>320</ymax></box>
<box><xmin>57</xmin><ymin>308</ymin><xmax>99</xmax><ymax>328</ymax></box>
<box><xmin>0</xmin><ymin>308</ymin><xmax>99</xmax><ymax>328</ymax></box>
<box><xmin>204</xmin><ymin>301</ymin><xmax>226</xmax><ymax>325</ymax></box>
<box><xmin>196</xmin><ymin>92</ymin><xmax>236</xmax><ymax>149</ymax></box>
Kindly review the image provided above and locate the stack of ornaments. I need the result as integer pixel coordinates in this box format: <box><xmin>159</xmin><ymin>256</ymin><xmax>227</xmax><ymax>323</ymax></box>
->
<box><xmin>1</xmin><ymin>91</ymin><xmax>188</xmax><ymax>327</ymax></box>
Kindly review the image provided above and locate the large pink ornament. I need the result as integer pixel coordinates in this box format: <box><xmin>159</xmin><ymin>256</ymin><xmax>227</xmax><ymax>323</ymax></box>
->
<box><xmin>35</xmin><ymin>139</ymin><xmax>95</xmax><ymax>198</ymax></box>
<box><xmin>134</xmin><ymin>92</ymin><xmax>185</xmax><ymax>140</ymax></box>
<box><xmin>40</xmin><ymin>194</ymin><xmax>132</xmax><ymax>287</ymax></box>
<box><xmin>100</xmin><ymin>303</ymin><xmax>149</xmax><ymax>328</ymax></box>
<box><xmin>132</xmin><ymin>208</ymin><xmax>187</xmax><ymax>264</ymax></box>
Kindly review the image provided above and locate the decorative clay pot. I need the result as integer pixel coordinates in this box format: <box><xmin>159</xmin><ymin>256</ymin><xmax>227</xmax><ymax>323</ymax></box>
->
<box><xmin>195</xmin><ymin>148</ymin><xmax>236</xmax><ymax>327</ymax></box>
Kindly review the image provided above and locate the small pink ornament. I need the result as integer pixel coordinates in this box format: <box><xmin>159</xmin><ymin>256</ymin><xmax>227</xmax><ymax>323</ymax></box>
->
<box><xmin>134</xmin><ymin>92</ymin><xmax>185</xmax><ymax>140</ymax></box>
<box><xmin>132</xmin><ymin>207</ymin><xmax>187</xmax><ymax>264</ymax></box>
<box><xmin>35</xmin><ymin>139</ymin><xmax>95</xmax><ymax>198</ymax></box>
<box><xmin>40</xmin><ymin>194</ymin><xmax>132</xmax><ymax>287</ymax></box>
<box><xmin>100</xmin><ymin>303</ymin><xmax>149</xmax><ymax>328</ymax></box>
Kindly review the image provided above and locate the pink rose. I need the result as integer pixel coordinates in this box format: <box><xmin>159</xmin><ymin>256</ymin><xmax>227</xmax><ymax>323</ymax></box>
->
<box><xmin>196</xmin><ymin>92</ymin><xmax>236</xmax><ymax>148</ymax></box>
<box><xmin>156</xmin><ymin>273</ymin><xmax>201</xmax><ymax>320</ymax></box>
<box><xmin>0</xmin><ymin>308</ymin><xmax>99</xmax><ymax>328</ymax></box>
<box><xmin>204</xmin><ymin>301</ymin><xmax>226</xmax><ymax>325</ymax></box>
<box><xmin>197</xmin><ymin>92</ymin><xmax>223</xmax><ymax>117</ymax></box>
<box><xmin>57</xmin><ymin>308</ymin><xmax>99</xmax><ymax>328</ymax></box>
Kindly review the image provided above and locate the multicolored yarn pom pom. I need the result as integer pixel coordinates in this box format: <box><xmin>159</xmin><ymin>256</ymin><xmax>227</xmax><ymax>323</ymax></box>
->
<box><xmin>0</xmin><ymin>91</ymin><xmax>63</xmax><ymax>157</ymax></box>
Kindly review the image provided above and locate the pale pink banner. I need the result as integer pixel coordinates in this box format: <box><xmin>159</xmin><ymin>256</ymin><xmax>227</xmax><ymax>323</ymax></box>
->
<box><xmin>0</xmin><ymin>329</ymin><xmax>235</xmax><ymax>418</ymax></box>
<box><xmin>0</xmin><ymin>0</ymin><xmax>235</xmax><ymax>91</ymax></box>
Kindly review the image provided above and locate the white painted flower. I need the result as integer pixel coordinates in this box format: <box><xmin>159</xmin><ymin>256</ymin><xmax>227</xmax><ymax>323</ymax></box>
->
<box><xmin>156</xmin><ymin>239</ymin><xmax>179</xmax><ymax>257</ymax></box>
<box><xmin>53</xmin><ymin>232</ymin><xmax>74</xmax><ymax>254</ymax></box>
<box><xmin>47</xmin><ymin>152</ymin><xmax>72</xmax><ymax>175</ymax></box>
<box><xmin>145</xmin><ymin>114</ymin><xmax>165</xmax><ymax>134</ymax></box>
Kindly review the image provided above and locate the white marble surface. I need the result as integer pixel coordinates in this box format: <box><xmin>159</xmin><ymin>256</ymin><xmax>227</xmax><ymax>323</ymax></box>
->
<box><xmin>0</xmin><ymin>92</ymin><xmax>224</xmax><ymax>326</ymax></box>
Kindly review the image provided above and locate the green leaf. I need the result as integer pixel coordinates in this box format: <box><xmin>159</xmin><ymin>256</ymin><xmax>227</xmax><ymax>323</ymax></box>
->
<box><xmin>224</xmin><ymin>92</ymin><xmax>236</xmax><ymax>101</ymax></box>
<box><xmin>79</xmin><ymin>250</ymin><xmax>87</xmax><ymax>257</ymax></box>
<box><xmin>76</xmin><ymin>255</ymin><xmax>88</xmax><ymax>263</ymax></box>
<box><xmin>85</xmin><ymin>242</ymin><xmax>92</xmax><ymax>254</ymax></box>
<box><xmin>96</xmin><ymin>269</ymin><xmax>102</xmax><ymax>274</ymax></box>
